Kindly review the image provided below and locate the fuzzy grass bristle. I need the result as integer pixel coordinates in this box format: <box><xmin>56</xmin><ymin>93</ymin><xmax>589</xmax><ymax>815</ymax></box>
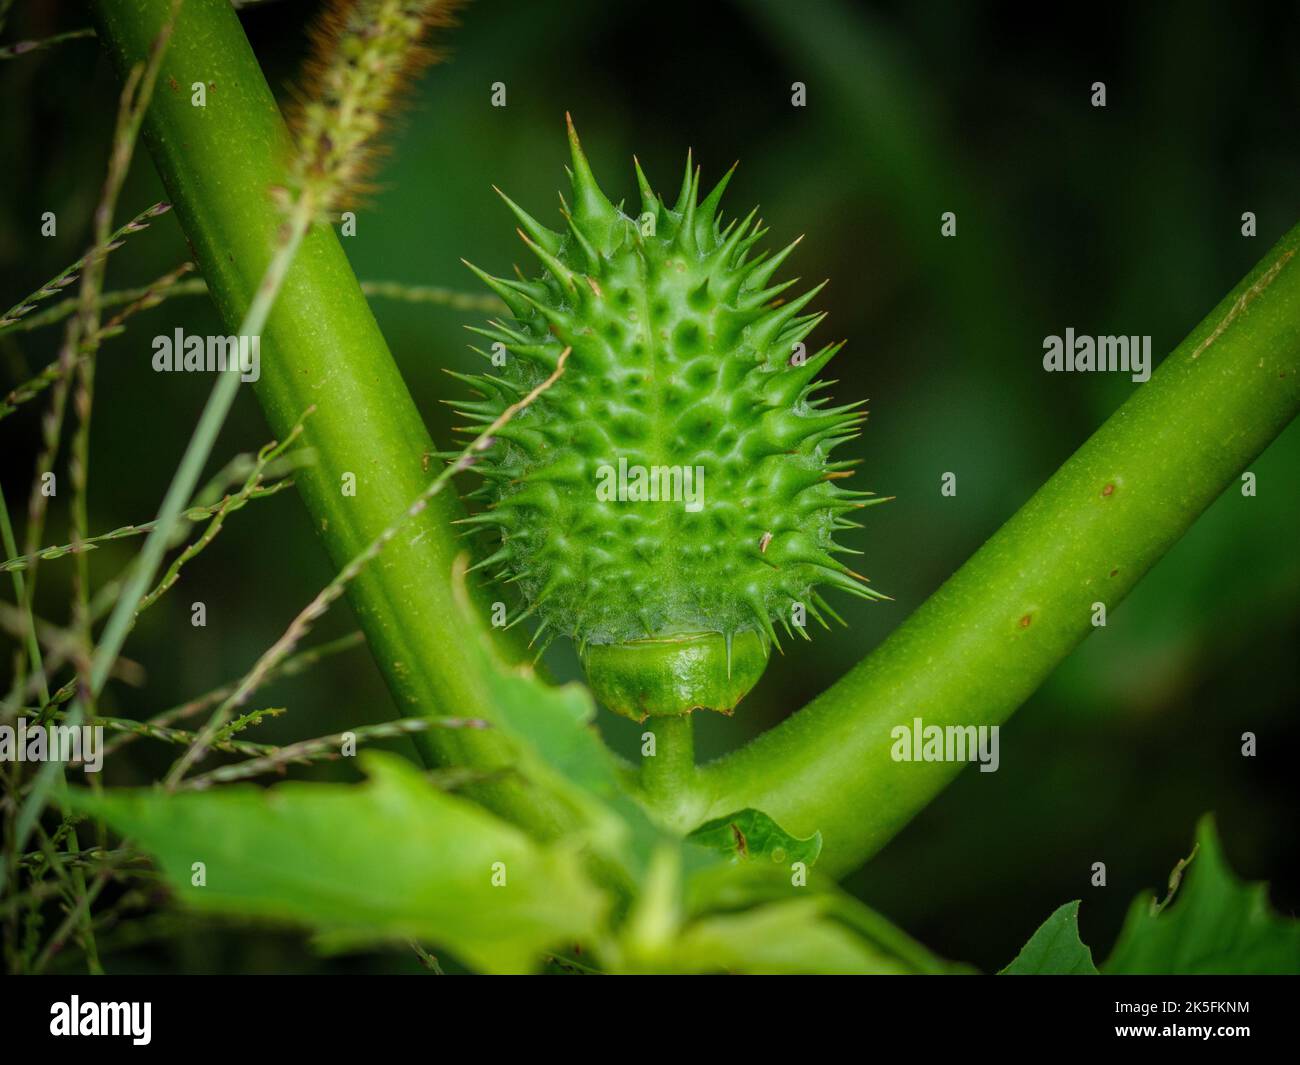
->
<box><xmin>286</xmin><ymin>0</ymin><xmax>461</xmax><ymax>216</ymax></box>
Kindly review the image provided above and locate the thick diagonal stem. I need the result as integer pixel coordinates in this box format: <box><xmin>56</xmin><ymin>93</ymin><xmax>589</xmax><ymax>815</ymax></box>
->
<box><xmin>90</xmin><ymin>0</ymin><xmax>568</xmax><ymax>838</ymax></box>
<box><xmin>699</xmin><ymin>226</ymin><xmax>1300</xmax><ymax>875</ymax></box>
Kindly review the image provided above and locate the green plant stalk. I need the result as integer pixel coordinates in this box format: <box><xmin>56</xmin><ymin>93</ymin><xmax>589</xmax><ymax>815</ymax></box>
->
<box><xmin>0</xmin><ymin>483</ymin><xmax>46</xmax><ymax>707</ymax></box>
<box><xmin>638</xmin><ymin>715</ymin><xmax>695</xmax><ymax>824</ymax></box>
<box><xmin>1</xmin><ymin>278</ymin><xmax>498</xmax><ymax>338</ymax></box>
<box><xmin>89</xmin><ymin>0</ymin><xmax>568</xmax><ymax>837</ymax></box>
<box><xmin>1</xmin><ymin>5</ymin><xmax>180</xmax><ymax>896</ymax></box>
<box><xmin>698</xmin><ymin>227</ymin><xmax>1300</xmax><ymax>874</ymax></box>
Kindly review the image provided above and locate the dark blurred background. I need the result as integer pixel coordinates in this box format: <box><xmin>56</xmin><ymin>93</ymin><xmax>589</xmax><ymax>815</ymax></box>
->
<box><xmin>1</xmin><ymin>0</ymin><xmax>1296</xmax><ymax>973</ymax></box>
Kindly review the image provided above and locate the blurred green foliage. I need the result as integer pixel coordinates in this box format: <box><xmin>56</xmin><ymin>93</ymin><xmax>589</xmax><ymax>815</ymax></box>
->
<box><xmin>1</xmin><ymin>0</ymin><xmax>1295</xmax><ymax>972</ymax></box>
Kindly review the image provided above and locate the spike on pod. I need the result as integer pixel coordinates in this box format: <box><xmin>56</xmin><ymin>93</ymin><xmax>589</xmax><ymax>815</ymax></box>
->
<box><xmin>456</xmin><ymin>119</ymin><xmax>887</xmax><ymax>720</ymax></box>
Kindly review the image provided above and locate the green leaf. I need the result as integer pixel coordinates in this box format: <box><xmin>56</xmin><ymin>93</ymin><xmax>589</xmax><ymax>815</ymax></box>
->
<box><xmin>483</xmin><ymin>663</ymin><xmax>626</xmax><ymax>815</ymax></box>
<box><xmin>670</xmin><ymin>898</ymin><xmax>916</xmax><ymax>974</ymax></box>
<box><xmin>1104</xmin><ymin>815</ymin><xmax>1300</xmax><ymax>974</ymax></box>
<box><xmin>486</xmin><ymin>662</ymin><xmax>666</xmax><ymax>877</ymax></box>
<box><xmin>66</xmin><ymin>752</ymin><xmax>607</xmax><ymax>974</ymax></box>
<box><xmin>687</xmin><ymin>807</ymin><xmax>823</xmax><ymax>867</ymax></box>
<box><xmin>626</xmin><ymin>848</ymin><xmax>962</xmax><ymax>975</ymax></box>
<box><xmin>453</xmin><ymin>566</ymin><xmax>666</xmax><ymax>877</ymax></box>
<box><xmin>999</xmin><ymin>901</ymin><xmax>1098</xmax><ymax>974</ymax></box>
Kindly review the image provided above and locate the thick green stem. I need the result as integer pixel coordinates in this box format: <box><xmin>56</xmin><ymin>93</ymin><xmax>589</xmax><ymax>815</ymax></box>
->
<box><xmin>90</xmin><ymin>0</ymin><xmax>568</xmax><ymax>837</ymax></box>
<box><xmin>637</xmin><ymin>715</ymin><xmax>696</xmax><ymax>826</ymax></box>
<box><xmin>698</xmin><ymin>226</ymin><xmax>1300</xmax><ymax>875</ymax></box>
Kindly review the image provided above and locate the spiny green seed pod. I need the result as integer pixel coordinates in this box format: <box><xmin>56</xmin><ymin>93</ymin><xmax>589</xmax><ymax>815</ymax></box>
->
<box><xmin>454</xmin><ymin>116</ymin><xmax>886</xmax><ymax>721</ymax></box>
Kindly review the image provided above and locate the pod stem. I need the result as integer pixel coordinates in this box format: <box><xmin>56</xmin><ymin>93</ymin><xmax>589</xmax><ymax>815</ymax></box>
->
<box><xmin>638</xmin><ymin>714</ymin><xmax>698</xmax><ymax>826</ymax></box>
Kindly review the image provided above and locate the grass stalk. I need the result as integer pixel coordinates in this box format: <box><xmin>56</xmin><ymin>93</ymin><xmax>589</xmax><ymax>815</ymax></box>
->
<box><xmin>1</xmin><ymin>277</ymin><xmax>499</xmax><ymax>338</ymax></box>
<box><xmin>0</xmin><ymin>2</ymin><xmax>181</xmax><ymax>894</ymax></box>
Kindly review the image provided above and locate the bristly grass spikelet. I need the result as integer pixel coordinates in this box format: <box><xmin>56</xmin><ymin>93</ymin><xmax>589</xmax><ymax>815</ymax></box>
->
<box><xmin>0</xmin><ymin>201</ymin><xmax>171</xmax><ymax>331</ymax></box>
<box><xmin>283</xmin><ymin>0</ymin><xmax>462</xmax><ymax>220</ymax></box>
<box><xmin>457</xmin><ymin>118</ymin><xmax>889</xmax><ymax>721</ymax></box>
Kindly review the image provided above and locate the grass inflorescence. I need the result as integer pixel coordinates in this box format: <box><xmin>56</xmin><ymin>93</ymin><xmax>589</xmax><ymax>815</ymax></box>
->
<box><xmin>285</xmin><ymin>0</ymin><xmax>462</xmax><ymax>219</ymax></box>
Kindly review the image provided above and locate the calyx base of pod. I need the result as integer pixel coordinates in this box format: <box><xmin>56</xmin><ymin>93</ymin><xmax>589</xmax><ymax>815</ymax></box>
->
<box><xmin>581</xmin><ymin>631</ymin><xmax>770</xmax><ymax>721</ymax></box>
